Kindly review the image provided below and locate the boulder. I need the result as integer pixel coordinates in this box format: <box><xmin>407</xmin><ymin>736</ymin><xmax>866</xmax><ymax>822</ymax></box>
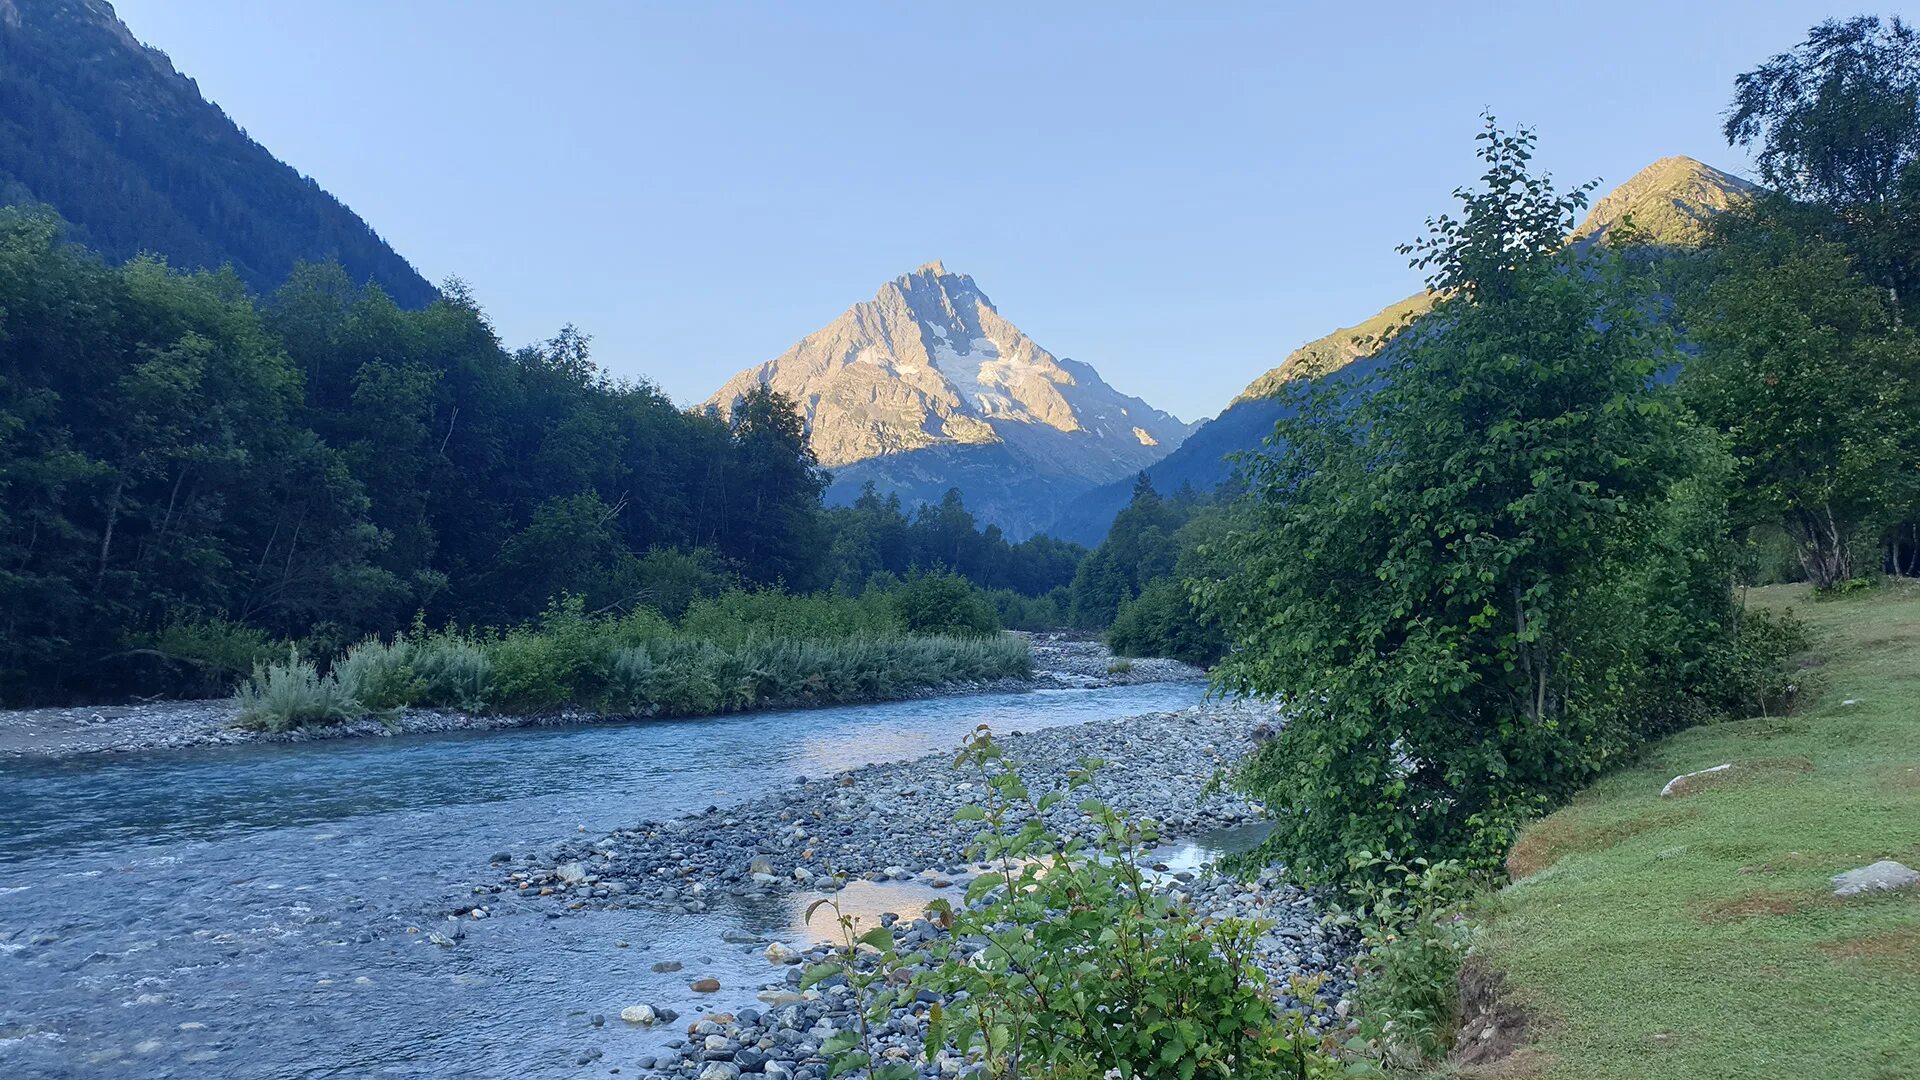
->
<box><xmin>620</xmin><ymin>1004</ymin><xmax>659</xmax><ymax>1024</ymax></box>
<box><xmin>1831</xmin><ymin>860</ymin><xmax>1920</xmax><ymax>897</ymax></box>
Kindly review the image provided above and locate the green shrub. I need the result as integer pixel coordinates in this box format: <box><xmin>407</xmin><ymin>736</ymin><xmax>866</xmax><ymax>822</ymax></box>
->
<box><xmin>985</xmin><ymin>587</ymin><xmax>1067</xmax><ymax>631</ymax></box>
<box><xmin>883</xmin><ymin>570</ymin><xmax>1001</xmax><ymax>637</ymax></box>
<box><xmin>1330</xmin><ymin>855</ymin><xmax>1476</xmax><ymax>1068</ymax></box>
<box><xmin>805</xmin><ymin>728</ymin><xmax>1341</xmax><ymax>1080</ymax></box>
<box><xmin>681</xmin><ymin>588</ymin><xmax>900</xmax><ymax>646</ymax></box>
<box><xmin>139</xmin><ymin>616</ymin><xmax>284</xmax><ymax>696</ymax></box>
<box><xmin>411</xmin><ymin>634</ymin><xmax>494</xmax><ymax>712</ymax></box>
<box><xmin>1108</xmin><ymin>577</ymin><xmax>1225</xmax><ymax>666</ymax></box>
<box><xmin>1724</xmin><ymin>607</ymin><xmax>1810</xmax><ymax>716</ymax></box>
<box><xmin>331</xmin><ymin>635</ymin><xmax>422</xmax><ymax>712</ymax></box>
<box><xmin>232</xmin><ymin>650</ymin><xmax>365</xmax><ymax>732</ymax></box>
<box><xmin>606</xmin><ymin>645</ymin><xmax>658</xmax><ymax>714</ymax></box>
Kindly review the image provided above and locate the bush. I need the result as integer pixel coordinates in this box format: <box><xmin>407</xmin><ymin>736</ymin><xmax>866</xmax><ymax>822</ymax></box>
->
<box><xmin>232</xmin><ymin>650</ymin><xmax>365</xmax><ymax>732</ymax></box>
<box><xmin>1330</xmin><ymin>855</ymin><xmax>1477</xmax><ymax>1068</ymax></box>
<box><xmin>1108</xmin><ymin>578</ymin><xmax>1225</xmax><ymax>666</ymax></box>
<box><xmin>136</xmin><ymin>617</ymin><xmax>284</xmax><ymax>696</ymax></box>
<box><xmin>331</xmin><ymin>635</ymin><xmax>423</xmax><ymax>712</ymax></box>
<box><xmin>680</xmin><ymin>588</ymin><xmax>900</xmax><ymax>646</ymax></box>
<box><xmin>411</xmin><ymin>633</ymin><xmax>494</xmax><ymax>713</ymax></box>
<box><xmin>882</xmin><ymin>570</ymin><xmax>1001</xmax><ymax>637</ymax></box>
<box><xmin>985</xmin><ymin>586</ymin><xmax>1068</xmax><ymax>631</ymax></box>
<box><xmin>805</xmin><ymin>729</ymin><xmax>1341</xmax><ymax>1080</ymax></box>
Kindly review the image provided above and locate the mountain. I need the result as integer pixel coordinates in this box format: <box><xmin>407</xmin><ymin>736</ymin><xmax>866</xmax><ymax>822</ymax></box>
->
<box><xmin>705</xmin><ymin>262</ymin><xmax>1199</xmax><ymax>537</ymax></box>
<box><xmin>1050</xmin><ymin>156</ymin><xmax>1758</xmax><ymax>545</ymax></box>
<box><xmin>0</xmin><ymin>0</ymin><xmax>434</xmax><ymax>304</ymax></box>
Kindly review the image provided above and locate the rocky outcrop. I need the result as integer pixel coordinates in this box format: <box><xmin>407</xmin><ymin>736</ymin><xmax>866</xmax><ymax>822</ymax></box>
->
<box><xmin>705</xmin><ymin>263</ymin><xmax>1198</xmax><ymax>536</ymax></box>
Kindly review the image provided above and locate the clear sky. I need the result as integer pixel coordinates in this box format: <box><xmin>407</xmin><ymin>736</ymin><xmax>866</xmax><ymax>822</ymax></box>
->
<box><xmin>113</xmin><ymin>0</ymin><xmax>1847</xmax><ymax>421</ymax></box>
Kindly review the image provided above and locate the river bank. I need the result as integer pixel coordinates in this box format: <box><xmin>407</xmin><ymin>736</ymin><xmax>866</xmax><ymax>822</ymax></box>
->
<box><xmin>0</xmin><ymin>634</ymin><xmax>1202</xmax><ymax>760</ymax></box>
<box><xmin>1</xmin><ymin>683</ymin><xmax>1220</xmax><ymax>1079</ymax></box>
<box><xmin>498</xmin><ymin>697</ymin><xmax>1353</xmax><ymax>1079</ymax></box>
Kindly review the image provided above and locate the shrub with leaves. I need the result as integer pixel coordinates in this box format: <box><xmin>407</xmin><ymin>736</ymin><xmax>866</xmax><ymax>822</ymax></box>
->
<box><xmin>1326</xmin><ymin>855</ymin><xmax>1476</xmax><ymax>1068</ymax></box>
<box><xmin>1210</xmin><ymin>119</ymin><xmax>1716</xmax><ymax>881</ymax></box>
<box><xmin>232</xmin><ymin>649</ymin><xmax>365</xmax><ymax>732</ymax></box>
<box><xmin>807</xmin><ymin>727</ymin><xmax>1341</xmax><ymax>1080</ymax></box>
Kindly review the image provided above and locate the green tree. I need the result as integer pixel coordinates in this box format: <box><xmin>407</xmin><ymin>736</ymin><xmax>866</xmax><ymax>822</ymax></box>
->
<box><xmin>1726</xmin><ymin>15</ymin><xmax>1920</xmax><ymax>315</ymax></box>
<box><xmin>1209</xmin><ymin>120</ymin><xmax>1708</xmax><ymax>879</ymax></box>
<box><xmin>1680</xmin><ymin>229</ymin><xmax>1919</xmax><ymax>587</ymax></box>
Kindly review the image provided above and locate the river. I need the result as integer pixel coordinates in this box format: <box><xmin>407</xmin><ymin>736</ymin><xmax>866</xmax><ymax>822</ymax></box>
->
<box><xmin>0</xmin><ymin>682</ymin><xmax>1219</xmax><ymax>1079</ymax></box>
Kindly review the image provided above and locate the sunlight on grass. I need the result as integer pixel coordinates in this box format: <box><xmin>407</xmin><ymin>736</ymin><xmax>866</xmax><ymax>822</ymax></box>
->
<box><xmin>1476</xmin><ymin>582</ymin><xmax>1920</xmax><ymax>1080</ymax></box>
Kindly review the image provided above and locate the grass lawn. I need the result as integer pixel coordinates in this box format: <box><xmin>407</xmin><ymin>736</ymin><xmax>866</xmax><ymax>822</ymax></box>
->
<box><xmin>1469</xmin><ymin>581</ymin><xmax>1920</xmax><ymax>1080</ymax></box>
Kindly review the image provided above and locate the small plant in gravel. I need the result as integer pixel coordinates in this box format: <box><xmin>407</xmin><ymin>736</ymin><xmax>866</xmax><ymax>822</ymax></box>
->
<box><xmin>806</xmin><ymin>725</ymin><xmax>1343</xmax><ymax>1080</ymax></box>
<box><xmin>1326</xmin><ymin>854</ymin><xmax>1476</xmax><ymax>1069</ymax></box>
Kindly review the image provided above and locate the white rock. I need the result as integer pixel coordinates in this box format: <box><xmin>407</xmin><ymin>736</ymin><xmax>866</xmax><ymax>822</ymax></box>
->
<box><xmin>1832</xmin><ymin>860</ymin><xmax>1920</xmax><ymax>897</ymax></box>
<box><xmin>554</xmin><ymin>861</ymin><xmax>589</xmax><ymax>885</ymax></box>
<box><xmin>1660</xmin><ymin>764</ymin><xmax>1732</xmax><ymax>797</ymax></box>
<box><xmin>765</xmin><ymin>941</ymin><xmax>800</xmax><ymax>965</ymax></box>
<box><xmin>619</xmin><ymin>1004</ymin><xmax>658</xmax><ymax>1024</ymax></box>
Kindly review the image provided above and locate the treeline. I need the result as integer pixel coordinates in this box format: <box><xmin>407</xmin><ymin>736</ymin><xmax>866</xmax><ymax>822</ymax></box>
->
<box><xmin>0</xmin><ymin>212</ymin><xmax>1076</xmax><ymax>704</ymax></box>
<box><xmin>1084</xmin><ymin>18</ymin><xmax>1920</xmax><ymax>682</ymax></box>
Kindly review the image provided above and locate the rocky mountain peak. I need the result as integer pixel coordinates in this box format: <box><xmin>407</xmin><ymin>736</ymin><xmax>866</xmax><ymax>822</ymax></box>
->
<box><xmin>704</xmin><ymin>265</ymin><xmax>1199</xmax><ymax>535</ymax></box>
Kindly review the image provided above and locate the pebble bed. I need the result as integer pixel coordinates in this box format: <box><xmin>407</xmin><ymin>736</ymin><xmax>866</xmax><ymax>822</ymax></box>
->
<box><xmin>501</xmin><ymin>697</ymin><xmax>1354</xmax><ymax>1080</ymax></box>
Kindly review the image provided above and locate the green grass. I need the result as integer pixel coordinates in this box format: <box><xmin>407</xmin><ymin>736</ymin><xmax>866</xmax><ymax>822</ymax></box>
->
<box><xmin>1471</xmin><ymin>581</ymin><xmax>1920</xmax><ymax>1080</ymax></box>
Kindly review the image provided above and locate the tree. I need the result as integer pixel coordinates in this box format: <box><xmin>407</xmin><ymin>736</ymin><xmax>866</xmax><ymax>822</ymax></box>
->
<box><xmin>1726</xmin><ymin>15</ymin><xmax>1920</xmax><ymax>314</ymax></box>
<box><xmin>1680</xmin><ymin>229</ymin><xmax>1919</xmax><ymax>587</ymax></box>
<box><xmin>1208</xmin><ymin>119</ymin><xmax>1709</xmax><ymax>879</ymax></box>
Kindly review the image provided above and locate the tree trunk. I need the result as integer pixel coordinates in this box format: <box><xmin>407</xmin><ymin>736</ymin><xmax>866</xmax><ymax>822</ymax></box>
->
<box><xmin>1789</xmin><ymin>505</ymin><xmax>1852</xmax><ymax>590</ymax></box>
<box><xmin>94</xmin><ymin>477</ymin><xmax>124</xmax><ymax>592</ymax></box>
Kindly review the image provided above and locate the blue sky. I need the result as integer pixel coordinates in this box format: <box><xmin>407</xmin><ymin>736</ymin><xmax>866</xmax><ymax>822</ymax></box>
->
<box><xmin>115</xmin><ymin>1</ymin><xmax>1845</xmax><ymax>421</ymax></box>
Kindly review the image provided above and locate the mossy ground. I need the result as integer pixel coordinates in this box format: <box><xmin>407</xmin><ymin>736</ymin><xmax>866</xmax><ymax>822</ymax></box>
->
<box><xmin>1468</xmin><ymin>581</ymin><xmax>1920</xmax><ymax>1080</ymax></box>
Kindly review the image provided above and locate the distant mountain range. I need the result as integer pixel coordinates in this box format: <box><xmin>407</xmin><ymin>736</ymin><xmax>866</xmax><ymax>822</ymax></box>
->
<box><xmin>704</xmin><ymin>262</ymin><xmax>1200</xmax><ymax>537</ymax></box>
<box><xmin>1048</xmin><ymin>156</ymin><xmax>1760</xmax><ymax>544</ymax></box>
<box><xmin>0</xmin><ymin>3</ymin><xmax>1760</xmax><ymax>548</ymax></box>
<box><xmin>0</xmin><ymin>0</ymin><xmax>434</xmax><ymax>304</ymax></box>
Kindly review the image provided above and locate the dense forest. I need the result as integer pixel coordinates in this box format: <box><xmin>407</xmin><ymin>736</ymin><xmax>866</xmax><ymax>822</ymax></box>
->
<box><xmin>0</xmin><ymin>211</ymin><xmax>1080</xmax><ymax>704</ymax></box>
<box><xmin>0</xmin><ymin>0</ymin><xmax>435</xmax><ymax>304</ymax></box>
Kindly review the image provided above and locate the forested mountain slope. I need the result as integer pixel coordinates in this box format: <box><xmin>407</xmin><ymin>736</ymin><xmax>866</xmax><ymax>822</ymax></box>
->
<box><xmin>0</xmin><ymin>0</ymin><xmax>434</xmax><ymax>304</ymax></box>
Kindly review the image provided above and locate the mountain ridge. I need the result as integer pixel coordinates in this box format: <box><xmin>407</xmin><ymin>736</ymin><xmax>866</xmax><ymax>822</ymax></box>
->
<box><xmin>0</xmin><ymin>0</ymin><xmax>435</xmax><ymax>304</ymax></box>
<box><xmin>705</xmin><ymin>263</ymin><xmax>1199</xmax><ymax>537</ymax></box>
<box><xmin>1052</xmin><ymin>155</ymin><xmax>1759</xmax><ymax>544</ymax></box>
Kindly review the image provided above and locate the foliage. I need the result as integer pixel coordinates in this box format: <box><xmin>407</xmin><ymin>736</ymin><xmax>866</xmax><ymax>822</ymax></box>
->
<box><xmin>1210</xmin><ymin>119</ymin><xmax>1716</xmax><ymax>882</ymax></box>
<box><xmin>330</xmin><ymin>634</ymin><xmax>423</xmax><ymax>713</ymax></box>
<box><xmin>881</xmin><ymin>570</ymin><xmax>1003</xmax><ymax>637</ymax></box>
<box><xmin>679</xmin><ymin>589</ymin><xmax>901</xmax><ymax>646</ymax></box>
<box><xmin>1725</xmin><ymin>16</ymin><xmax>1919</xmax><ymax>210</ymax></box>
<box><xmin>1108</xmin><ymin>578</ymin><xmax>1225</xmax><ymax>667</ymax></box>
<box><xmin>821</xmin><ymin>485</ymin><xmax>1086</xmax><ymax>599</ymax></box>
<box><xmin>232</xmin><ymin>650</ymin><xmax>364</xmax><ymax>732</ymax></box>
<box><xmin>982</xmin><ymin>587</ymin><xmax>1069</xmax><ymax>631</ymax></box>
<box><xmin>133</xmin><ymin>617</ymin><xmax>285</xmax><ymax>697</ymax></box>
<box><xmin>0</xmin><ymin>0</ymin><xmax>436</xmax><ymax>305</ymax></box>
<box><xmin>0</xmin><ymin>206</ymin><xmax>1087</xmax><ymax>704</ymax></box>
<box><xmin>226</xmin><ymin>589</ymin><xmax>1028</xmax><ymax>728</ymax></box>
<box><xmin>806</xmin><ymin>728</ymin><xmax>1342</xmax><ymax>1080</ymax></box>
<box><xmin>1326</xmin><ymin>856</ymin><xmax>1476</xmax><ymax>1068</ymax></box>
<box><xmin>1066</xmin><ymin>475</ymin><xmax>1191</xmax><ymax>629</ymax></box>
<box><xmin>1679</xmin><ymin>221</ymin><xmax>1920</xmax><ymax>589</ymax></box>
